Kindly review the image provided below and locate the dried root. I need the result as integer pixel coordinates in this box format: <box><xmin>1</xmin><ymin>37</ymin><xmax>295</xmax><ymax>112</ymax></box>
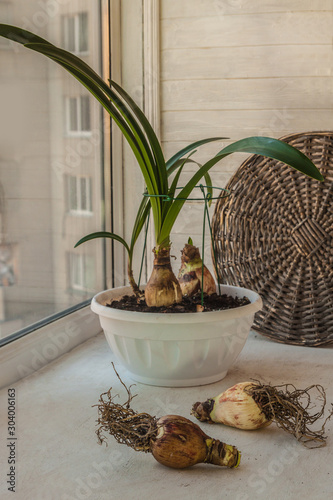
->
<box><xmin>94</xmin><ymin>363</ymin><xmax>157</xmax><ymax>452</ymax></box>
<box><xmin>247</xmin><ymin>381</ymin><xmax>333</xmax><ymax>448</ymax></box>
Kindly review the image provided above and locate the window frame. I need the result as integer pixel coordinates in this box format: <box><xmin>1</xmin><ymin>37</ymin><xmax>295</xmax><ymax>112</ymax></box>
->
<box><xmin>0</xmin><ymin>0</ymin><xmax>158</xmax><ymax>390</ymax></box>
<box><xmin>0</xmin><ymin>0</ymin><xmax>122</xmax><ymax>388</ymax></box>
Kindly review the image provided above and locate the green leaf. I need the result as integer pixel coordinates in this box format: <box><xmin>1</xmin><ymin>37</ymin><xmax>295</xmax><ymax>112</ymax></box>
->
<box><xmin>110</xmin><ymin>80</ymin><xmax>167</xmax><ymax>194</ymax></box>
<box><xmin>0</xmin><ymin>24</ymin><xmax>52</xmax><ymax>45</ymax></box>
<box><xmin>159</xmin><ymin>155</ymin><xmax>225</xmax><ymax>244</ymax></box>
<box><xmin>75</xmin><ymin>232</ymin><xmax>130</xmax><ymax>255</ymax></box>
<box><xmin>130</xmin><ymin>195</ymin><xmax>151</xmax><ymax>251</ymax></box>
<box><xmin>23</xmin><ymin>40</ymin><xmax>163</xmax><ymax>235</ymax></box>
<box><xmin>0</xmin><ymin>25</ymin><xmax>163</xmax><ymax>225</ymax></box>
<box><xmin>166</xmin><ymin>137</ymin><xmax>227</xmax><ymax>170</ymax></box>
<box><xmin>159</xmin><ymin>136</ymin><xmax>324</xmax><ymax>243</ymax></box>
<box><xmin>162</xmin><ymin>160</ymin><xmax>186</xmax><ymax>219</ymax></box>
<box><xmin>217</xmin><ymin>136</ymin><xmax>324</xmax><ymax>181</ymax></box>
<box><xmin>25</xmin><ymin>43</ymin><xmax>158</xmax><ymax>182</ymax></box>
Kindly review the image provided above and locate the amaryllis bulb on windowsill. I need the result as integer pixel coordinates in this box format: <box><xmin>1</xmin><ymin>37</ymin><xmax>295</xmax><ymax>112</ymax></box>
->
<box><xmin>178</xmin><ymin>238</ymin><xmax>216</xmax><ymax>297</ymax></box>
<box><xmin>95</xmin><ymin>364</ymin><xmax>241</xmax><ymax>470</ymax></box>
<box><xmin>191</xmin><ymin>381</ymin><xmax>333</xmax><ymax>448</ymax></box>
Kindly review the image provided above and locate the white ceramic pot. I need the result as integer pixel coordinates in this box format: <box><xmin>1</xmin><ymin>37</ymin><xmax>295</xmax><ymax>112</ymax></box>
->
<box><xmin>91</xmin><ymin>285</ymin><xmax>262</xmax><ymax>387</ymax></box>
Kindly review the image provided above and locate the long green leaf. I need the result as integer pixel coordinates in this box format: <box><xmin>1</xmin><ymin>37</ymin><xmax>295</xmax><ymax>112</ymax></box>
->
<box><xmin>110</xmin><ymin>80</ymin><xmax>168</xmax><ymax>194</ymax></box>
<box><xmin>0</xmin><ymin>24</ymin><xmax>164</xmax><ymax>245</ymax></box>
<box><xmin>55</xmin><ymin>57</ymin><xmax>162</xmax><ymax>231</ymax></box>
<box><xmin>162</xmin><ymin>161</ymin><xmax>186</xmax><ymax>219</ymax></box>
<box><xmin>75</xmin><ymin>232</ymin><xmax>130</xmax><ymax>255</ymax></box>
<box><xmin>130</xmin><ymin>195</ymin><xmax>151</xmax><ymax>250</ymax></box>
<box><xmin>0</xmin><ymin>24</ymin><xmax>52</xmax><ymax>45</ymax></box>
<box><xmin>166</xmin><ymin>137</ymin><xmax>227</xmax><ymax>170</ymax></box>
<box><xmin>0</xmin><ymin>24</ymin><xmax>163</xmax><ymax>229</ymax></box>
<box><xmin>159</xmin><ymin>155</ymin><xmax>226</xmax><ymax>244</ymax></box>
<box><xmin>23</xmin><ymin>41</ymin><xmax>163</xmax><ymax>235</ymax></box>
<box><xmin>0</xmin><ymin>23</ymin><xmax>158</xmax><ymax>185</ymax></box>
<box><xmin>217</xmin><ymin>137</ymin><xmax>324</xmax><ymax>181</ymax></box>
<box><xmin>25</xmin><ymin>43</ymin><xmax>159</xmax><ymax>188</ymax></box>
<box><xmin>159</xmin><ymin>136</ymin><xmax>324</xmax><ymax>243</ymax></box>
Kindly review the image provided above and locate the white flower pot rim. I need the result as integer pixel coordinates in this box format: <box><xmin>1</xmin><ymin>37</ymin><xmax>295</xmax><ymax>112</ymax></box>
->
<box><xmin>91</xmin><ymin>284</ymin><xmax>262</xmax><ymax>325</ymax></box>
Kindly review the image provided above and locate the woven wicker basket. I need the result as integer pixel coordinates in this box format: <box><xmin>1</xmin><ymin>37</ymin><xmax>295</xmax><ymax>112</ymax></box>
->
<box><xmin>212</xmin><ymin>131</ymin><xmax>333</xmax><ymax>346</ymax></box>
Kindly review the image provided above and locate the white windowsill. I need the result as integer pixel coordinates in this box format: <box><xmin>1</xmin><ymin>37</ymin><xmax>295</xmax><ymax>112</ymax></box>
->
<box><xmin>0</xmin><ymin>304</ymin><xmax>101</xmax><ymax>390</ymax></box>
<box><xmin>0</xmin><ymin>331</ymin><xmax>332</xmax><ymax>498</ymax></box>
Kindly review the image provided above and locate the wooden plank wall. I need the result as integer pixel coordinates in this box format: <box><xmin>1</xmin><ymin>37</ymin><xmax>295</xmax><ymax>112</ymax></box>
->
<box><xmin>159</xmin><ymin>0</ymin><xmax>333</xmax><ymax>265</ymax></box>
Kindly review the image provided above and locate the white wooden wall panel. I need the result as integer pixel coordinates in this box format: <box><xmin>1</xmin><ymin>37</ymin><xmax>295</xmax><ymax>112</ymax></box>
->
<box><xmin>161</xmin><ymin>0</ymin><xmax>333</xmax><ymax>18</ymax></box>
<box><xmin>162</xmin><ymin>46</ymin><xmax>333</xmax><ymax>82</ymax></box>
<box><xmin>162</xmin><ymin>14</ymin><xmax>332</xmax><ymax>50</ymax></box>
<box><xmin>162</xmin><ymin>78</ymin><xmax>333</xmax><ymax>111</ymax></box>
<box><xmin>159</xmin><ymin>0</ymin><xmax>333</xmax><ymax>272</ymax></box>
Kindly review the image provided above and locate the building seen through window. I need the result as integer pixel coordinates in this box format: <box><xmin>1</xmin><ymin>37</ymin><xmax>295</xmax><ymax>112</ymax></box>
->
<box><xmin>0</xmin><ymin>1</ymin><xmax>107</xmax><ymax>341</ymax></box>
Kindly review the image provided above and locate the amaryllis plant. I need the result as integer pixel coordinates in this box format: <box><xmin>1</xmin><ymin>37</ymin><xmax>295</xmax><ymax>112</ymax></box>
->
<box><xmin>0</xmin><ymin>24</ymin><xmax>324</xmax><ymax>308</ymax></box>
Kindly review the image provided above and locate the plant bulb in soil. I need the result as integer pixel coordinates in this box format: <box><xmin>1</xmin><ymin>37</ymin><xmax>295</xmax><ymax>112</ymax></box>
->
<box><xmin>145</xmin><ymin>246</ymin><xmax>182</xmax><ymax>307</ymax></box>
<box><xmin>191</xmin><ymin>381</ymin><xmax>333</xmax><ymax>448</ymax></box>
<box><xmin>178</xmin><ymin>242</ymin><xmax>216</xmax><ymax>297</ymax></box>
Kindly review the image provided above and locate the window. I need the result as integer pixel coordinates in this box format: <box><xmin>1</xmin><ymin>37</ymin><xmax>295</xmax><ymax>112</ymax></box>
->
<box><xmin>0</xmin><ymin>1</ymin><xmax>111</xmax><ymax>345</ymax></box>
<box><xmin>65</xmin><ymin>95</ymin><xmax>91</xmax><ymax>136</ymax></box>
<box><xmin>69</xmin><ymin>253</ymin><xmax>95</xmax><ymax>291</ymax></box>
<box><xmin>66</xmin><ymin>175</ymin><xmax>93</xmax><ymax>215</ymax></box>
<box><xmin>0</xmin><ymin>2</ymin><xmax>11</xmax><ymax>48</ymax></box>
<box><xmin>62</xmin><ymin>12</ymin><xmax>88</xmax><ymax>54</ymax></box>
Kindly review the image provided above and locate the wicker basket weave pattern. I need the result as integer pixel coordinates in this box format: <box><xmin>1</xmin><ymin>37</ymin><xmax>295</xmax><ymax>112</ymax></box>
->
<box><xmin>212</xmin><ymin>132</ymin><xmax>333</xmax><ymax>346</ymax></box>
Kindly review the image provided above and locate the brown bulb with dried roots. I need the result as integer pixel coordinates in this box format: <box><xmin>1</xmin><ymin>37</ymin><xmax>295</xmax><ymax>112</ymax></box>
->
<box><xmin>95</xmin><ymin>364</ymin><xmax>241</xmax><ymax>469</ymax></box>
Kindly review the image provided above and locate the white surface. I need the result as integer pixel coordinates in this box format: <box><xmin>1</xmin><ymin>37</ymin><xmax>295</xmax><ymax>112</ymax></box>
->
<box><xmin>91</xmin><ymin>286</ymin><xmax>262</xmax><ymax>386</ymax></box>
<box><xmin>159</xmin><ymin>1</ymin><xmax>333</xmax><ymax>271</ymax></box>
<box><xmin>0</xmin><ymin>330</ymin><xmax>333</xmax><ymax>500</ymax></box>
<box><xmin>0</xmin><ymin>305</ymin><xmax>101</xmax><ymax>390</ymax></box>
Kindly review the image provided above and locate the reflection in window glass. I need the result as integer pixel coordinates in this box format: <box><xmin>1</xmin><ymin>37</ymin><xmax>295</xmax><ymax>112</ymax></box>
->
<box><xmin>66</xmin><ymin>96</ymin><xmax>91</xmax><ymax>135</ymax></box>
<box><xmin>0</xmin><ymin>1</ymin><xmax>107</xmax><ymax>341</ymax></box>
<box><xmin>62</xmin><ymin>11</ymin><xmax>89</xmax><ymax>54</ymax></box>
<box><xmin>69</xmin><ymin>253</ymin><xmax>95</xmax><ymax>291</ymax></box>
<box><xmin>68</xmin><ymin>97</ymin><xmax>78</xmax><ymax>132</ymax></box>
<box><xmin>80</xmin><ymin>96</ymin><xmax>91</xmax><ymax>132</ymax></box>
<box><xmin>78</xmin><ymin>13</ymin><xmax>89</xmax><ymax>53</ymax></box>
<box><xmin>66</xmin><ymin>175</ymin><xmax>92</xmax><ymax>214</ymax></box>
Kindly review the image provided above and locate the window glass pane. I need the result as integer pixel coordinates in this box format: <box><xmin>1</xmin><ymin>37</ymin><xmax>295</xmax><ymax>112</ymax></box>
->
<box><xmin>87</xmin><ymin>176</ymin><xmax>93</xmax><ymax>212</ymax></box>
<box><xmin>84</xmin><ymin>255</ymin><xmax>95</xmax><ymax>290</ymax></box>
<box><xmin>0</xmin><ymin>3</ymin><xmax>11</xmax><ymax>47</ymax></box>
<box><xmin>80</xmin><ymin>95</ymin><xmax>91</xmax><ymax>131</ymax></box>
<box><xmin>68</xmin><ymin>97</ymin><xmax>78</xmax><ymax>132</ymax></box>
<box><xmin>80</xmin><ymin>177</ymin><xmax>87</xmax><ymax>211</ymax></box>
<box><xmin>0</xmin><ymin>1</ymin><xmax>107</xmax><ymax>342</ymax></box>
<box><xmin>66</xmin><ymin>17</ymin><xmax>76</xmax><ymax>52</ymax></box>
<box><xmin>68</xmin><ymin>175</ymin><xmax>78</xmax><ymax>211</ymax></box>
<box><xmin>79</xmin><ymin>12</ymin><xmax>89</xmax><ymax>53</ymax></box>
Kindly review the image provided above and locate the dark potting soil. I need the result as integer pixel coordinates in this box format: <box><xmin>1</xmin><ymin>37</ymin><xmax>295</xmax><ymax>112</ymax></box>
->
<box><xmin>106</xmin><ymin>292</ymin><xmax>250</xmax><ymax>313</ymax></box>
